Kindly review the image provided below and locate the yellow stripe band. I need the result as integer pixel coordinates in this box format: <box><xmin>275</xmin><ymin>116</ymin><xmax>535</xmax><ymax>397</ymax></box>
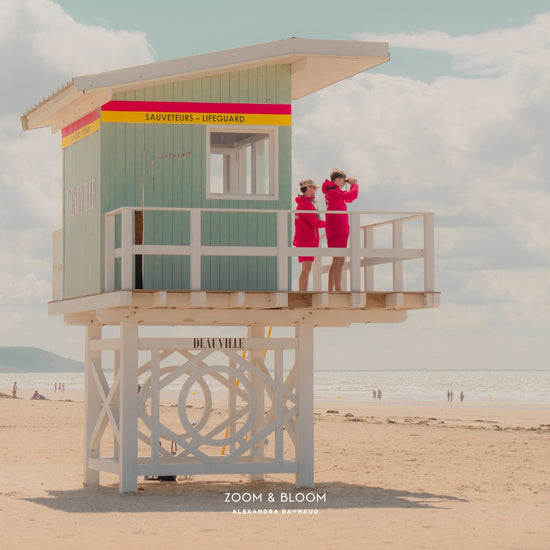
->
<box><xmin>61</xmin><ymin>118</ymin><xmax>100</xmax><ymax>149</ymax></box>
<box><xmin>101</xmin><ymin>111</ymin><xmax>291</xmax><ymax>126</ymax></box>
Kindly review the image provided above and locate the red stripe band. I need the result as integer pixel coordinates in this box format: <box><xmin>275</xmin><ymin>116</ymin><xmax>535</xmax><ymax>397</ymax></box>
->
<box><xmin>101</xmin><ymin>100</ymin><xmax>291</xmax><ymax>115</ymax></box>
<box><xmin>62</xmin><ymin>109</ymin><xmax>100</xmax><ymax>137</ymax></box>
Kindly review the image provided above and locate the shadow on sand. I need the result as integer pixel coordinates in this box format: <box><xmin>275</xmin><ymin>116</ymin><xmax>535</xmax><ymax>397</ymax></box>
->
<box><xmin>23</xmin><ymin>480</ymin><xmax>467</xmax><ymax>513</ymax></box>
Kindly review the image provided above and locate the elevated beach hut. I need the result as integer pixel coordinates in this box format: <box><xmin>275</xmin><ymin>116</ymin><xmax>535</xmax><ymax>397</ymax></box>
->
<box><xmin>21</xmin><ymin>38</ymin><xmax>439</xmax><ymax>492</ymax></box>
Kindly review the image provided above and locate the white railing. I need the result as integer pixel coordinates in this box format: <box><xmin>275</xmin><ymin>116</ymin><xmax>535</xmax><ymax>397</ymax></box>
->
<box><xmin>104</xmin><ymin>207</ymin><xmax>434</xmax><ymax>293</ymax></box>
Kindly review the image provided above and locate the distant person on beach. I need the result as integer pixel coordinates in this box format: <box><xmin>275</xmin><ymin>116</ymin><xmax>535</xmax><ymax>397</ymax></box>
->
<box><xmin>460</xmin><ymin>391</ymin><xmax>464</xmax><ymax>403</ymax></box>
<box><xmin>377</xmin><ymin>389</ymin><xmax>382</xmax><ymax>400</ymax></box>
<box><xmin>12</xmin><ymin>381</ymin><xmax>17</xmax><ymax>398</ymax></box>
<box><xmin>372</xmin><ymin>390</ymin><xmax>377</xmax><ymax>400</ymax></box>
<box><xmin>293</xmin><ymin>178</ymin><xmax>326</xmax><ymax>291</ymax></box>
<box><xmin>31</xmin><ymin>389</ymin><xmax>46</xmax><ymax>400</ymax></box>
<box><xmin>321</xmin><ymin>169</ymin><xmax>359</xmax><ymax>291</ymax></box>
<box><xmin>54</xmin><ymin>382</ymin><xmax>57</xmax><ymax>392</ymax></box>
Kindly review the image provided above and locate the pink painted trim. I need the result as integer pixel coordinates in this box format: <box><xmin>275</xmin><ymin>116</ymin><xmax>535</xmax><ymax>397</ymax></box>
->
<box><xmin>101</xmin><ymin>100</ymin><xmax>291</xmax><ymax>115</ymax></box>
<box><xmin>62</xmin><ymin>109</ymin><xmax>100</xmax><ymax>137</ymax></box>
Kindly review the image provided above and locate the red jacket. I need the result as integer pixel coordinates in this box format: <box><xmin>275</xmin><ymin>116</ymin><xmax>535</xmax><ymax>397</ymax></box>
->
<box><xmin>321</xmin><ymin>179</ymin><xmax>358</xmax><ymax>237</ymax></box>
<box><xmin>293</xmin><ymin>195</ymin><xmax>325</xmax><ymax>248</ymax></box>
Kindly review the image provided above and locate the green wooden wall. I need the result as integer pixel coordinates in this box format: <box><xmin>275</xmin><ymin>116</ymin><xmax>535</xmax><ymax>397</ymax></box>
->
<box><xmin>63</xmin><ymin>132</ymin><xmax>101</xmax><ymax>299</ymax></box>
<box><xmin>101</xmin><ymin>64</ymin><xmax>292</xmax><ymax>292</ymax></box>
<box><xmin>62</xmin><ymin>64</ymin><xmax>292</xmax><ymax>297</ymax></box>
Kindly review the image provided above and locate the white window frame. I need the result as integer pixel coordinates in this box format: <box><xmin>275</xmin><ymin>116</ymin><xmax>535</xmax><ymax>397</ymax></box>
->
<box><xmin>206</xmin><ymin>125</ymin><xmax>279</xmax><ymax>201</ymax></box>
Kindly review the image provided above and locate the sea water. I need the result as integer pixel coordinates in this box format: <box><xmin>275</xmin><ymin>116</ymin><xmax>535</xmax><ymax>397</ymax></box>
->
<box><xmin>312</xmin><ymin>369</ymin><xmax>550</xmax><ymax>405</ymax></box>
<box><xmin>2</xmin><ymin>369</ymin><xmax>550</xmax><ymax>405</ymax></box>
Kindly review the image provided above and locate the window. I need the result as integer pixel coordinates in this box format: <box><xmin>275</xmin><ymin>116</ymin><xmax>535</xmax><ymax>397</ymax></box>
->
<box><xmin>206</xmin><ymin>127</ymin><xmax>278</xmax><ymax>199</ymax></box>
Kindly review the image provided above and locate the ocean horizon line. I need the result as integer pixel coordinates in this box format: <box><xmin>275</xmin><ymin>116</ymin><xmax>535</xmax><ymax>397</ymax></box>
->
<box><xmin>2</xmin><ymin>367</ymin><xmax>549</xmax><ymax>374</ymax></box>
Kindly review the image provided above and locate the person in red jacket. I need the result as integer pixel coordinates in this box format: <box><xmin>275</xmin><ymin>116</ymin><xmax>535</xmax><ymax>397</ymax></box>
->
<box><xmin>322</xmin><ymin>169</ymin><xmax>358</xmax><ymax>291</ymax></box>
<box><xmin>293</xmin><ymin>179</ymin><xmax>326</xmax><ymax>291</ymax></box>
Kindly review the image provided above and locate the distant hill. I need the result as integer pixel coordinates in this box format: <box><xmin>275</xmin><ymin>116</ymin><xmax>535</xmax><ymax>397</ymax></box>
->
<box><xmin>0</xmin><ymin>347</ymin><xmax>84</xmax><ymax>373</ymax></box>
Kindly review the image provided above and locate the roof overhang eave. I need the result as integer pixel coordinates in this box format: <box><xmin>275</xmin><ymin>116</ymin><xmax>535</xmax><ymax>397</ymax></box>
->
<box><xmin>21</xmin><ymin>81</ymin><xmax>79</xmax><ymax>131</ymax></box>
<box><xmin>21</xmin><ymin>38</ymin><xmax>390</xmax><ymax>133</ymax></box>
<box><xmin>71</xmin><ymin>38</ymin><xmax>389</xmax><ymax>93</ymax></box>
<box><xmin>21</xmin><ymin>83</ymin><xmax>112</xmax><ymax>133</ymax></box>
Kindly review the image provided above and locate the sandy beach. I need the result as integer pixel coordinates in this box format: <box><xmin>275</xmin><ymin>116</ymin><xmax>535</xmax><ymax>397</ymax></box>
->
<box><xmin>1</xmin><ymin>392</ymin><xmax>549</xmax><ymax>550</ymax></box>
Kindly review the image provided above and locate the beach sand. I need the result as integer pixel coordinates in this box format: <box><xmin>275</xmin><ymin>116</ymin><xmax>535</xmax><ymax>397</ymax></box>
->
<box><xmin>1</xmin><ymin>393</ymin><xmax>549</xmax><ymax>550</ymax></box>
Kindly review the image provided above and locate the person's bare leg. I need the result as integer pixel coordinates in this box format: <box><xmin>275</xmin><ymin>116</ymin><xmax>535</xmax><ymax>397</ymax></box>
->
<box><xmin>328</xmin><ymin>260</ymin><xmax>335</xmax><ymax>291</ymax></box>
<box><xmin>299</xmin><ymin>261</ymin><xmax>313</xmax><ymax>291</ymax></box>
<box><xmin>333</xmin><ymin>257</ymin><xmax>345</xmax><ymax>291</ymax></box>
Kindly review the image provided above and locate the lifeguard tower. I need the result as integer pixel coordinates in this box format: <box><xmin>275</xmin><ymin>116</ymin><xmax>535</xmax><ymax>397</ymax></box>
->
<box><xmin>21</xmin><ymin>38</ymin><xmax>439</xmax><ymax>493</ymax></box>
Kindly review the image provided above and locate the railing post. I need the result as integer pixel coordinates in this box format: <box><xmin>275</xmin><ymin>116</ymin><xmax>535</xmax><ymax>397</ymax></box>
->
<box><xmin>190</xmin><ymin>209</ymin><xmax>202</xmax><ymax>290</ymax></box>
<box><xmin>121</xmin><ymin>208</ymin><xmax>133</xmax><ymax>290</ymax></box>
<box><xmin>277</xmin><ymin>211</ymin><xmax>289</xmax><ymax>291</ymax></box>
<box><xmin>364</xmin><ymin>226</ymin><xmax>374</xmax><ymax>292</ymax></box>
<box><xmin>392</xmin><ymin>219</ymin><xmax>403</xmax><ymax>292</ymax></box>
<box><xmin>104</xmin><ymin>213</ymin><xmax>115</xmax><ymax>292</ymax></box>
<box><xmin>349</xmin><ymin>212</ymin><xmax>361</xmax><ymax>291</ymax></box>
<box><xmin>423</xmin><ymin>213</ymin><xmax>435</xmax><ymax>292</ymax></box>
<box><xmin>312</xmin><ymin>257</ymin><xmax>322</xmax><ymax>291</ymax></box>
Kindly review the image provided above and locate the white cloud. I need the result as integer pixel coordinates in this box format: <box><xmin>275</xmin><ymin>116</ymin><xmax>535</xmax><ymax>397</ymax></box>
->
<box><xmin>294</xmin><ymin>67</ymin><xmax>550</xmax><ymax>263</ymax></box>
<box><xmin>1</xmin><ymin>1</ymin><xmax>549</xmax><ymax>370</ymax></box>
<box><xmin>317</xmin><ymin>319</ymin><xmax>547</xmax><ymax>371</ymax></box>
<box><xmin>478</xmin><ymin>268</ymin><xmax>550</xmax><ymax>327</ymax></box>
<box><xmin>293</xmin><ymin>13</ymin><xmax>550</xmax><ymax>368</ymax></box>
<box><xmin>0</xmin><ymin>304</ymin><xmax>83</xmax><ymax>358</ymax></box>
<box><xmin>0</xmin><ymin>272</ymin><xmax>50</xmax><ymax>306</ymax></box>
<box><xmin>28</xmin><ymin>3</ymin><xmax>153</xmax><ymax>76</ymax></box>
<box><xmin>0</xmin><ymin>0</ymin><xmax>154</xmax><ymax>358</ymax></box>
<box><xmin>354</xmin><ymin>12</ymin><xmax>550</xmax><ymax>76</ymax></box>
<box><xmin>1</xmin><ymin>0</ymin><xmax>154</xmax><ymax>115</ymax></box>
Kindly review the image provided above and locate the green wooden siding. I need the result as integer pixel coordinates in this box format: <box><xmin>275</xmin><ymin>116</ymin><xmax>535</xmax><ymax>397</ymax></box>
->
<box><xmin>63</xmin><ymin>132</ymin><xmax>101</xmax><ymax>299</ymax></box>
<box><xmin>62</xmin><ymin>65</ymin><xmax>292</xmax><ymax>297</ymax></box>
<box><xmin>99</xmin><ymin>64</ymin><xmax>291</xmax><ymax>292</ymax></box>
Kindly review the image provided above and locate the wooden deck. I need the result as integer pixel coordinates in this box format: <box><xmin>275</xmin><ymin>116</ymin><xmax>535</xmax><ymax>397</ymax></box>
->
<box><xmin>49</xmin><ymin>289</ymin><xmax>440</xmax><ymax>327</ymax></box>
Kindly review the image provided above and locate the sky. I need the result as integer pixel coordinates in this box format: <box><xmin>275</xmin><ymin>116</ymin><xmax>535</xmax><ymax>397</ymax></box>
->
<box><xmin>1</xmin><ymin>0</ymin><xmax>550</xmax><ymax>370</ymax></box>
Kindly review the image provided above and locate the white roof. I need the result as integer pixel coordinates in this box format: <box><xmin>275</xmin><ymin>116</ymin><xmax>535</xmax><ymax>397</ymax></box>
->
<box><xmin>21</xmin><ymin>37</ymin><xmax>389</xmax><ymax>133</ymax></box>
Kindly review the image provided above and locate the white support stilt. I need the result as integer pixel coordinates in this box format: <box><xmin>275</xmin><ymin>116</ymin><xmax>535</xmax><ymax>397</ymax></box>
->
<box><xmin>150</xmin><ymin>349</ymin><xmax>160</xmax><ymax>467</ymax></box>
<box><xmin>119</xmin><ymin>322</ymin><xmax>138</xmax><ymax>493</ymax></box>
<box><xmin>112</xmin><ymin>350</ymin><xmax>120</xmax><ymax>460</ymax></box>
<box><xmin>295</xmin><ymin>322</ymin><xmax>314</xmax><ymax>488</ymax></box>
<box><xmin>274</xmin><ymin>349</ymin><xmax>284</xmax><ymax>463</ymax></box>
<box><xmin>84</xmin><ymin>325</ymin><xmax>102</xmax><ymax>485</ymax></box>
<box><xmin>248</xmin><ymin>325</ymin><xmax>265</xmax><ymax>481</ymax></box>
<box><xmin>228</xmin><ymin>357</ymin><xmax>237</xmax><ymax>455</ymax></box>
